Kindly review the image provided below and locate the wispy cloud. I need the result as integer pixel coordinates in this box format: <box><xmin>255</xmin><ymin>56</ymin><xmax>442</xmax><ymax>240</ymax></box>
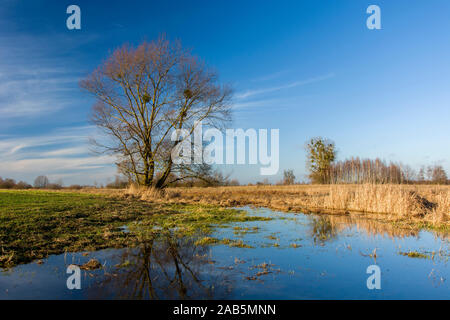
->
<box><xmin>0</xmin><ymin>24</ymin><xmax>97</xmax><ymax>119</ymax></box>
<box><xmin>0</xmin><ymin>126</ymin><xmax>116</xmax><ymax>184</ymax></box>
<box><xmin>0</xmin><ymin>126</ymin><xmax>95</xmax><ymax>156</ymax></box>
<box><xmin>2</xmin><ymin>156</ymin><xmax>114</xmax><ymax>174</ymax></box>
<box><xmin>0</xmin><ymin>156</ymin><xmax>116</xmax><ymax>185</ymax></box>
<box><xmin>236</xmin><ymin>73</ymin><xmax>335</xmax><ymax>99</ymax></box>
<box><xmin>232</xmin><ymin>98</ymin><xmax>285</xmax><ymax>109</ymax></box>
<box><xmin>251</xmin><ymin>70</ymin><xmax>289</xmax><ymax>82</ymax></box>
<box><xmin>41</xmin><ymin>146</ymin><xmax>90</xmax><ymax>157</ymax></box>
<box><xmin>0</xmin><ymin>59</ymin><xmax>81</xmax><ymax>118</ymax></box>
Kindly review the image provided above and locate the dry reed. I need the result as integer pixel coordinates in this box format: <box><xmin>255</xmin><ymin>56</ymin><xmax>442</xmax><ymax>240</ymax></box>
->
<box><xmin>122</xmin><ymin>184</ymin><xmax>449</xmax><ymax>229</ymax></box>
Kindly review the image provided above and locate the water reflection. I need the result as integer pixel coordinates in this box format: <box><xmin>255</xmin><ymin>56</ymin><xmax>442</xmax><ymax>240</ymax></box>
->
<box><xmin>0</xmin><ymin>208</ymin><xmax>448</xmax><ymax>299</ymax></box>
<box><xmin>343</xmin><ymin>216</ymin><xmax>448</xmax><ymax>241</ymax></box>
<box><xmin>309</xmin><ymin>213</ymin><xmax>447</xmax><ymax>241</ymax></box>
<box><xmin>86</xmin><ymin>234</ymin><xmax>235</xmax><ymax>299</ymax></box>
<box><xmin>309</xmin><ymin>216</ymin><xmax>338</xmax><ymax>244</ymax></box>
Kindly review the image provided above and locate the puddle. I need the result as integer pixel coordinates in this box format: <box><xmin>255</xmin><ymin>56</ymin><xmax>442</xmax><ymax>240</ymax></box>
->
<box><xmin>119</xmin><ymin>225</ymin><xmax>130</xmax><ymax>233</ymax></box>
<box><xmin>1</xmin><ymin>207</ymin><xmax>449</xmax><ymax>299</ymax></box>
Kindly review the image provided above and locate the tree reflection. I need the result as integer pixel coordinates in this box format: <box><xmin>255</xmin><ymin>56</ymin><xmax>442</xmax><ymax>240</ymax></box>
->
<box><xmin>309</xmin><ymin>216</ymin><xmax>338</xmax><ymax>244</ymax></box>
<box><xmin>88</xmin><ymin>233</ymin><xmax>234</xmax><ymax>299</ymax></box>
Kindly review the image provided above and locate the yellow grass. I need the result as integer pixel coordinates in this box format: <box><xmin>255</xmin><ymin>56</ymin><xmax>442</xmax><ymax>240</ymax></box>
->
<box><xmin>123</xmin><ymin>184</ymin><xmax>449</xmax><ymax>229</ymax></box>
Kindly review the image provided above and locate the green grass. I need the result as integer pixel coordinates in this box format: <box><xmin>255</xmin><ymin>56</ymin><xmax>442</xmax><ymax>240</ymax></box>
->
<box><xmin>0</xmin><ymin>190</ymin><xmax>270</xmax><ymax>268</ymax></box>
<box><xmin>390</xmin><ymin>220</ymin><xmax>450</xmax><ymax>233</ymax></box>
<box><xmin>194</xmin><ymin>236</ymin><xmax>220</xmax><ymax>246</ymax></box>
<box><xmin>399</xmin><ymin>251</ymin><xmax>429</xmax><ymax>259</ymax></box>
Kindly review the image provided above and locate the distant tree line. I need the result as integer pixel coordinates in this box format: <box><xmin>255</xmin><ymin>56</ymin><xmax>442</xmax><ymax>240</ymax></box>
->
<box><xmin>105</xmin><ymin>175</ymin><xmax>129</xmax><ymax>189</ymax></box>
<box><xmin>326</xmin><ymin>159</ymin><xmax>447</xmax><ymax>184</ymax></box>
<box><xmin>0</xmin><ymin>177</ymin><xmax>32</xmax><ymax>189</ymax></box>
<box><xmin>0</xmin><ymin>176</ymin><xmax>69</xmax><ymax>190</ymax></box>
<box><xmin>0</xmin><ymin>170</ymin><xmax>240</xmax><ymax>190</ymax></box>
<box><xmin>305</xmin><ymin>137</ymin><xmax>449</xmax><ymax>185</ymax></box>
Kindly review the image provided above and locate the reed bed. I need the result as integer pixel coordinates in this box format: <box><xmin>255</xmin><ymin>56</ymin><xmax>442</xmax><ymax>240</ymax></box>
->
<box><xmin>124</xmin><ymin>184</ymin><xmax>449</xmax><ymax>229</ymax></box>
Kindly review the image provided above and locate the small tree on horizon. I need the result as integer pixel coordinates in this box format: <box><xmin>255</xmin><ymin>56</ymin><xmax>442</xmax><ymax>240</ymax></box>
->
<box><xmin>417</xmin><ymin>166</ymin><xmax>425</xmax><ymax>183</ymax></box>
<box><xmin>34</xmin><ymin>176</ymin><xmax>49</xmax><ymax>188</ymax></box>
<box><xmin>431</xmin><ymin>165</ymin><xmax>447</xmax><ymax>184</ymax></box>
<box><xmin>283</xmin><ymin>169</ymin><xmax>295</xmax><ymax>185</ymax></box>
<box><xmin>305</xmin><ymin>137</ymin><xmax>336</xmax><ymax>184</ymax></box>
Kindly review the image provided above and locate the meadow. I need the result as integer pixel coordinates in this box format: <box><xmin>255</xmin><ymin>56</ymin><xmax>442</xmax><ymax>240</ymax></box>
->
<box><xmin>0</xmin><ymin>190</ymin><xmax>267</xmax><ymax>268</ymax></box>
<box><xmin>1</xmin><ymin>184</ymin><xmax>448</xmax><ymax>268</ymax></box>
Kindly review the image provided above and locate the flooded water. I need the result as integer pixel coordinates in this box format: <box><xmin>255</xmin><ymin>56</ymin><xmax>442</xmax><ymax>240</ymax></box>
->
<box><xmin>1</xmin><ymin>207</ymin><xmax>449</xmax><ymax>299</ymax></box>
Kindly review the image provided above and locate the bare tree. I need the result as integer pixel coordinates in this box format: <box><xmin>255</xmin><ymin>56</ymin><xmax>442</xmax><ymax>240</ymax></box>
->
<box><xmin>417</xmin><ymin>166</ymin><xmax>425</xmax><ymax>183</ymax></box>
<box><xmin>426</xmin><ymin>166</ymin><xmax>434</xmax><ymax>181</ymax></box>
<box><xmin>327</xmin><ymin>158</ymin><xmax>405</xmax><ymax>184</ymax></box>
<box><xmin>283</xmin><ymin>169</ymin><xmax>295</xmax><ymax>185</ymax></box>
<box><xmin>81</xmin><ymin>36</ymin><xmax>232</xmax><ymax>188</ymax></box>
<box><xmin>431</xmin><ymin>165</ymin><xmax>447</xmax><ymax>184</ymax></box>
<box><xmin>34</xmin><ymin>176</ymin><xmax>49</xmax><ymax>188</ymax></box>
<box><xmin>401</xmin><ymin>165</ymin><xmax>416</xmax><ymax>183</ymax></box>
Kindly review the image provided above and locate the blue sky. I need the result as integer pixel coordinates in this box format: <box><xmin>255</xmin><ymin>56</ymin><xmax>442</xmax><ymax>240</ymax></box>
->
<box><xmin>0</xmin><ymin>0</ymin><xmax>449</xmax><ymax>185</ymax></box>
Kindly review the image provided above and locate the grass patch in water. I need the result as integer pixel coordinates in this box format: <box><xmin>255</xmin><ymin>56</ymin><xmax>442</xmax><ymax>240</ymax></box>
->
<box><xmin>228</xmin><ymin>239</ymin><xmax>253</xmax><ymax>248</ymax></box>
<box><xmin>399</xmin><ymin>251</ymin><xmax>429</xmax><ymax>259</ymax></box>
<box><xmin>232</xmin><ymin>226</ymin><xmax>260</xmax><ymax>236</ymax></box>
<box><xmin>216</xmin><ymin>238</ymin><xmax>253</xmax><ymax>248</ymax></box>
<box><xmin>195</xmin><ymin>236</ymin><xmax>220</xmax><ymax>246</ymax></box>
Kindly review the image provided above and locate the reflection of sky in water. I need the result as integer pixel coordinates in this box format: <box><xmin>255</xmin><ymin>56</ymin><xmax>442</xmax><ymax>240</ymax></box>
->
<box><xmin>1</xmin><ymin>207</ymin><xmax>449</xmax><ymax>299</ymax></box>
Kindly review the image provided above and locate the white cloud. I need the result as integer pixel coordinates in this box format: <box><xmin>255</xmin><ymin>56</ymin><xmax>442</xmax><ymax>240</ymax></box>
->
<box><xmin>236</xmin><ymin>73</ymin><xmax>335</xmax><ymax>99</ymax></box>
<box><xmin>232</xmin><ymin>98</ymin><xmax>283</xmax><ymax>109</ymax></box>
<box><xmin>41</xmin><ymin>146</ymin><xmax>89</xmax><ymax>157</ymax></box>
<box><xmin>0</xmin><ymin>126</ymin><xmax>116</xmax><ymax>185</ymax></box>
<box><xmin>0</xmin><ymin>126</ymin><xmax>95</xmax><ymax>156</ymax></box>
<box><xmin>0</xmin><ymin>67</ymin><xmax>81</xmax><ymax>118</ymax></box>
<box><xmin>0</xmin><ymin>29</ymin><xmax>95</xmax><ymax>119</ymax></box>
<box><xmin>251</xmin><ymin>70</ymin><xmax>289</xmax><ymax>82</ymax></box>
<box><xmin>3</xmin><ymin>155</ymin><xmax>114</xmax><ymax>173</ymax></box>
